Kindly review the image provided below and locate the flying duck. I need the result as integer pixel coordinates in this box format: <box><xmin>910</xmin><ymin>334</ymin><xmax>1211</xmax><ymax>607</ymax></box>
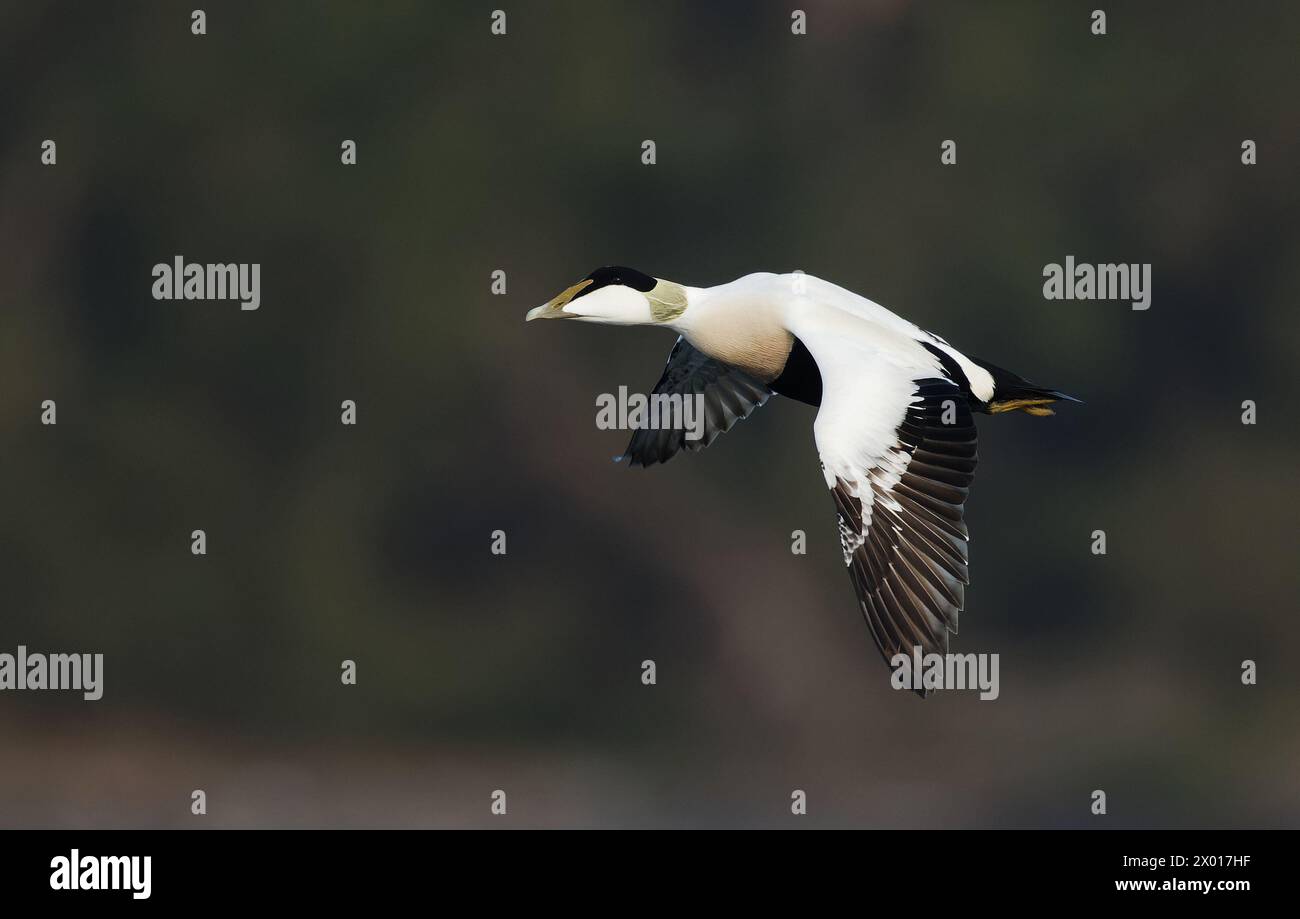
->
<box><xmin>527</xmin><ymin>268</ymin><xmax>1078</xmax><ymax>694</ymax></box>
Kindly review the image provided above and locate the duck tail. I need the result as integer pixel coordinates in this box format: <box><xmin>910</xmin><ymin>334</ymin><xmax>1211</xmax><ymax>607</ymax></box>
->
<box><xmin>970</xmin><ymin>356</ymin><xmax>1081</xmax><ymax>416</ymax></box>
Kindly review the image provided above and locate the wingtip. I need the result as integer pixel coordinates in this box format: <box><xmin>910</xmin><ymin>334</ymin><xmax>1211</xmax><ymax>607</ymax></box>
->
<box><xmin>614</xmin><ymin>453</ymin><xmax>655</xmax><ymax>469</ymax></box>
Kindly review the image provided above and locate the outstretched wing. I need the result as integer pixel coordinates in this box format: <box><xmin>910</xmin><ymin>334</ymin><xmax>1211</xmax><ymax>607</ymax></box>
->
<box><xmin>828</xmin><ymin>381</ymin><xmax>976</xmax><ymax>693</ymax></box>
<box><xmin>793</xmin><ymin>321</ymin><xmax>977</xmax><ymax>696</ymax></box>
<box><xmin>619</xmin><ymin>337</ymin><xmax>772</xmax><ymax>467</ymax></box>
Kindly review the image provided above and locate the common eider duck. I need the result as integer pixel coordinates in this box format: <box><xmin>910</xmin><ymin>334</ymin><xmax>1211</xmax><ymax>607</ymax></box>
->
<box><xmin>527</xmin><ymin>268</ymin><xmax>1079</xmax><ymax>694</ymax></box>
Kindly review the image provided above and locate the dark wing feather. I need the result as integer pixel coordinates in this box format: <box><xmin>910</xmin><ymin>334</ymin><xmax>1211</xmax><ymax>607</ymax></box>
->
<box><xmin>832</xmin><ymin>380</ymin><xmax>977</xmax><ymax>697</ymax></box>
<box><xmin>619</xmin><ymin>337</ymin><xmax>772</xmax><ymax>467</ymax></box>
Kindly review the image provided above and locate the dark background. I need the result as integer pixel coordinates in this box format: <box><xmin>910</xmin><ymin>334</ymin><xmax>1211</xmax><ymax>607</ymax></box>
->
<box><xmin>1</xmin><ymin>1</ymin><xmax>1296</xmax><ymax>828</ymax></box>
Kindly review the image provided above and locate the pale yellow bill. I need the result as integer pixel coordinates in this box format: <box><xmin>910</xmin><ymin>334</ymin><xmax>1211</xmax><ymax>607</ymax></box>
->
<box><xmin>525</xmin><ymin>279</ymin><xmax>593</xmax><ymax>321</ymax></box>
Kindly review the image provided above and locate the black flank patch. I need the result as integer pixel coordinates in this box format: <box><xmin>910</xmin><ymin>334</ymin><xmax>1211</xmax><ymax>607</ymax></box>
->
<box><xmin>770</xmin><ymin>336</ymin><xmax>823</xmax><ymax>407</ymax></box>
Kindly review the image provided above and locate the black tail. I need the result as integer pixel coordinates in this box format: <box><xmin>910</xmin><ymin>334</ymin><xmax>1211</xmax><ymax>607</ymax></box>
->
<box><xmin>969</xmin><ymin>356</ymin><xmax>1081</xmax><ymax>416</ymax></box>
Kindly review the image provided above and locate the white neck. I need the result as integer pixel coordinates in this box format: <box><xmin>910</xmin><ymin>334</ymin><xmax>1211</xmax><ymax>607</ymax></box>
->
<box><xmin>667</xmin><ymin>274</ymin><xmax>795</xmax><ymax>380</ymax></box>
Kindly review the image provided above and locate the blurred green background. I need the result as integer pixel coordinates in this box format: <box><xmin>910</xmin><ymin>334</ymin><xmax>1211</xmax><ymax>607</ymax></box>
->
<box><xmin>1</xmin><ymin>1</ymin><xmax>1296</xmax><ymax>827</ymax></box>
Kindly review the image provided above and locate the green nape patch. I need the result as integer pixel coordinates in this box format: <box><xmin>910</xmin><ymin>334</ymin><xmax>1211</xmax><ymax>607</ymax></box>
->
<box><xmin>648</xmin><ymin>281</ymin><xmax>688</xmax><ymax>323</ymax></box>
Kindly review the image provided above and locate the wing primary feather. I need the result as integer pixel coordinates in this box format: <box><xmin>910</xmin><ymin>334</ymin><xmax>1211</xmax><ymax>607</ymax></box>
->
<box><xmin>821</xmin><ymin>377</ymin><xmax>978</xmax><ymax>695</ymax></box>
